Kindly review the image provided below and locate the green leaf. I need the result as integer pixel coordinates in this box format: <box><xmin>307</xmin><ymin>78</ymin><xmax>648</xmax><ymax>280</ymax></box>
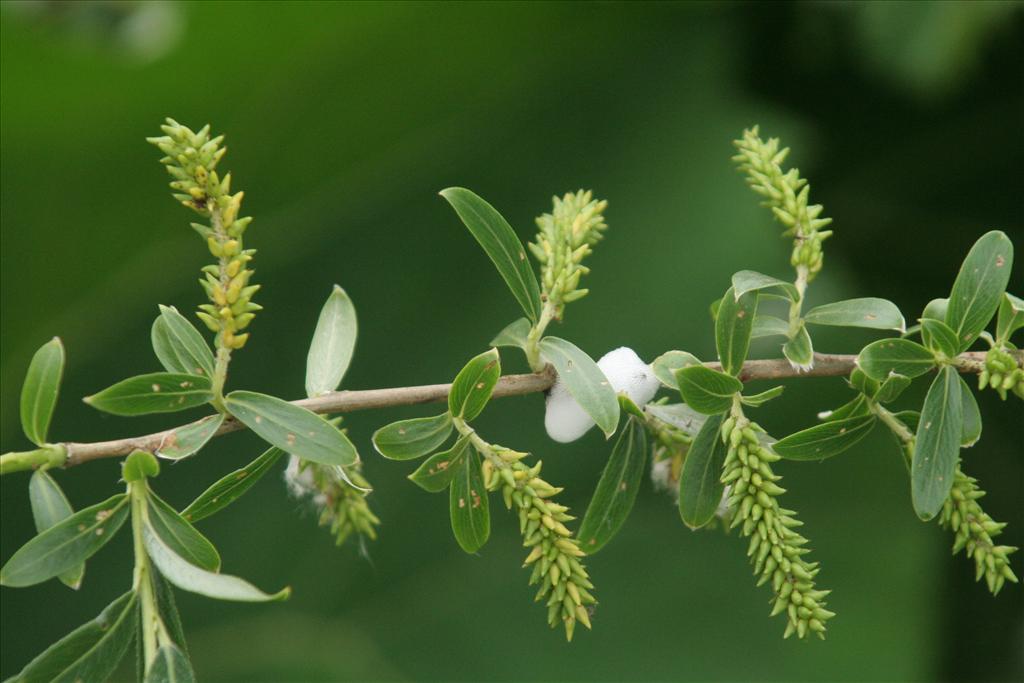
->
<box><xmin>819</xmin><ymin>395</ymin><xmax>870</xmax><ymax>422</ymax></box>
<box><xmin>740</xmin><ymin>385</ymin><xmax>784</xmax><ymax>407</ymax></box>
<box><xmin>305</xmin><ymin>285</ymin><xmax>357</xmax><ymax>398</ymax></box>
<box><xmin>920</xmin><ymin>318</ymin><xmax>959</xmax><ymax>358</ymax></box>
<box><xmin>645</xmin><ymin>403</ymin><xmax>707</xmax><ymax>435</ymax></box>
<box><xmin>152</xmin><ymin>306</ymin><xmax>215</xmax><ymax>378</ymax></box>
<box><xmin>874</xmin><ymin>373</ymin><xmax>912</xmax><ymax>403</ymax></box>
<box><xmin>996</xmin><ymin>293</ymin><xmax>1024</xmax><ymax>343</ymax></box>
<box><xmin>715</xmin><ymin>286</ymin><xmax>758</xmax><ymax>376</ymax></box>
<box><xmin>804</xmin><ymin>298</ymin><xmax>906</xmax><ymax>332</ymax></box>
<box><xmin>893</xmin><ymin>410</ymin><xmax>921</xmax><ymax>432</ymax></box>
<box><xmin>751</xmin><ymin>315</ymin><xmax>790</xmax><ymax>339</ymax></box>
<box><xmin>143</xmin><ymin>514</ymin><xmax>290</xmax><ymax>602</ymax></box>
<box><xmin>540</xmin><ymin>336</ymin><xmax>620</xmax><ymax>437</ymax></box>
<box><xmin>145</xmin><ymin>644</ymin><xmax>195</xmax><ymax>683</ymax></box>
<box><xmin>676</xmin><ymin>366</ymin><xmax>742</xmax><ymax>415</ymax></box>
<box><xmin>225</xmin><ymin>390</ymin><xmax>358</xmax><ymax>467</ymax></box>
<box><xmin>490</xmin><ymin>317</ymin><xmax>532</xmax><ymax>350</ymax></box>
<box><xmin>147</xmin><ymin>491</ymin><xmax>220</xmax><ymax>572</ymax></box>
<box><xmin>440</xmin><ymin>187</ymin><xmax>542</xmax><ymax>322</ymax></box>
<box><xmin>731</xmin><ymin>270</ymin><xmax>798</xmax><ymax>300</ymax></box>
<box><xmin>372</xmin><ymin>412</ymin><xmax>454</xmax><ymax>461</ymax></box>
<box><xmin>958</xmin><ymin>375</ymin><xmax>982</xmax><ymax>448</ymax></box>
<box><xmin>84</xmin><ymin>373</ymin><xmax>213</xmax><ymax>416</ymax></box>
<box><xmin>20</xmin><ymin>337</ymin><xmax>65</xmax><ymax>446</ymax></box>
<box><xmin>577</xmin><ymin>417</ymin><xmax>647</xmax><ymax>552</ymax></box>
<box><xmin>856</xmin><ymin>338</ymin><xmax>937</xmax><ymax>381</ymax></box>
<box><xmin>919</xmin><ymin>297</ymin><xmax>949</xmax><ymax>347</ymax></box>
<box><xmin>6</xmin><ymin>591</ymin><xmax>137</xmax><ymax>683</ymax></box>
<box><xmin>773</xmin><ymin>415</ymin><xmax>877</xmax><ymax>461</ymax></box>
<box><xmin>650</xmin><ymin>350</ymin><xmax>701</xmax><ymax>389</ymax></box>
<box><xmin>153</xmin><ymin>570</ymin><xmax>187</xmax><ymax>652</ymax></box>
<box><xmin>28</xmin><ymin>469</ymin><xmax>84</xmax><ymax>590</ymax></box>
<box><xmin>946</xmin><ymin>230</ymin><xmax>1014</xmax><ymax>351</ymax></box>
<box><xmin>782</xmin><ymin>323</ymin><xmax>814</xmax><ymax>371</ymax></box>
<box><xmin>678</xmin><ymin>413</ymin><xmax>727</xmax><ymax>529</ymax></box>
<box><xmin>849</xmin><ymin>368</ymin><xmax>879</xmax><ymax>396</ymax></box>
<box><xmin>155</xmin><ymin>414</ymin><xmax>224</xmax><ymax>461</ymax></box>
<box><xmin>449</xmin><ymin>447</ymin><xmax>490</xmax><ymax>553</ymax></box>
<box><xmin>182</xmin><ymin>447</ymin><xmax>285</xmax><ymax>523</ymax></box>
<box><xmin>448</xmin><ymin>349</ymin><xmax>501</xmax><ymax>421</ymax></box>
<box><xmin>1</xmin><ymin>494</ymin><xmax>129</xmax><ymax>587</ymax></box>
<box><xmin>409</xmin><ymin>435</ymin><xmax>471</xmax><ymax>493</ymax></box>
<box><xmin>912</xmin><ymin>366</ymin><xmax>964</xmax><ymax>521</ymax></box>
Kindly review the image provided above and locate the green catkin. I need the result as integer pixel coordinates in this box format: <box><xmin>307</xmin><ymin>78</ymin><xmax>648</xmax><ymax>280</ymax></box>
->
<box><xmin>720</xmin><ymin>410</ymin><xmax>834</xmax><ymax>639</ymax></box>
<box><xmin>295</xmin><ymin>459</ymin><xmax>380</xmax><ymax>547</ymax></box>
<box><xmin>732</xmin><ymin>127</ymin><xmax>833</xmax><ymax>281</ymax></box>
<box><xmin>939</xmin><ymin>466</ymin><xmax>1019</xmax><ymax>595</ymax></box>
<box><xmin>148</xmin><ymin>120</ymin><xmax>260</xmax><ymax>353</ymax></box>
<box><xmin>978</xmin><ymin>346</ymin><xmax>1024</xmax><ymax>400</ymax></box>
<box><xmin>481</xmin><ymin>448</ymin><xmax>596</xmax><ymax>641</ymax></box>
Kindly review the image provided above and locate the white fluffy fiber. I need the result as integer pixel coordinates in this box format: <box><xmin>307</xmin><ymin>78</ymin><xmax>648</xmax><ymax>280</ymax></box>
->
<box><xmin>544</xmin><ymin>346</ymin><xmax>660</xmax><ymax>443</ymax></box>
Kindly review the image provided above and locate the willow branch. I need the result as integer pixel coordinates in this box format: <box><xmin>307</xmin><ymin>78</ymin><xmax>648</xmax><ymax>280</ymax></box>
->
<box><xmin>0</xmin><ymin>351</ymin><xmax>1011</xmax><ymax>474</ymax></box>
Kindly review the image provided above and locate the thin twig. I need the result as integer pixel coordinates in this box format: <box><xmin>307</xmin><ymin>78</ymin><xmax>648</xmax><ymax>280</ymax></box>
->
<box><xmin>0</xmin><ymin>351</ymin><xmax>1007</xmax><ymax>472</ymax></box>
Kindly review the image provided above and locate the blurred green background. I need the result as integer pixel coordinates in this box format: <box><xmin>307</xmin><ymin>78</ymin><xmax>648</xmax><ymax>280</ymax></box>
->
<box><xmin>2</xmin><ymin>1</ymin><xmax>1022</xmax><ymax>681</ymax></box>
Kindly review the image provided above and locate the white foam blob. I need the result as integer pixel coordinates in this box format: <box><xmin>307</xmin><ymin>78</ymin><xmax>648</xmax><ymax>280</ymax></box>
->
<box><xmin>544</xmin><ymin>346</ymin><xmax>661</xmax><ymax>443</ymax></box>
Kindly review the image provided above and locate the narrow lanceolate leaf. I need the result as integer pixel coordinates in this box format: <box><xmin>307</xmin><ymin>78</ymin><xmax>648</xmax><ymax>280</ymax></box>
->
<box><xmin>225</xmin><ymin>390</ymin><xmax>357</xmax><ymax>467</ymax></box>
<box><xmin>958</xmin><ymin>375</ymin><xmax>982</xmax><ymax>448</ymax></box>
<box><xmin>490</xmin><ymin>317</ymin><xmax>532</xmax><ymax>350</ymax></box>
<box><xmin>651</xmin><ymin>350</ymin><xmax>701</xmax><ymax>389</ymax></box>
<box><xmin>678</xmin><ymin>413</ymin><xmax>727</xmax><ymax>529</ymax></box>
<box><xmin>84</xmin><ymin>373</ymin><xmax>213</xmax><ymax>416</ymax></box>
<box><xmin>856</xmin><ymin>338</ymin><xmax>937</xmax><ymax>381</ymax></box>
<box><xmin>20</xmin><ymin>337</ymin><xmax>65</xmax><ymax>446</ymax></box>
<box><xmin>874</xmin><ymin>373</ymin><xmax>912</xmax><ymax>404</ymax></box>
<box><xmin>182</xmin><ymin>447</ymin><xmax>285</xmax><ymax>523</ymax></box>
<box><xmin>946</xmin><ymin>230</ymin><xmax>1014</xmax><ymax>352</ymax></box>
<box><xmin>28</xmin><ymin>470</ymin><xmax>84</xmax><ymax>590</ymax></box>
<box><xmin>153</xmin><ymin>305</ymin><xmax>215</xmax><ymax>378</ymax></box>
<box><xmin>731</xmin><ymin>270</ymin><xmax>798</xmax><ymax>300</ymax></box>
<box><xmin>715</xmin><ymin>286</ymin><xmax>758</xmax><ymax>376</ymax></box>
<box><xmin>804</xmin><ymin>298</ymin><xmax>906</xmax><ymax>332</ymax></box>
<box><xmin>912</xmin><ymin>366</ymin><xmax>964</xmax><ymax>521</ymax></box>
<box><xmin>448</xmin><ymin>349</ymin><xmax>501</xmax><ymax>421</ymax></box>
<box><xmin>408</xmin><ymin>435</ymin><xmax>471</xmax><ymax>493</ymax></box>
<box><xmin>676</xmin><ymin>365</ymin><xmax>742</xmax><ymax>415</ymax></box>
<box><xmin>156</xmin><ymin>414</ymin><xmax>224</xmax><ymax>460</ymax></box>
<box><xmin>996</xmin><ymin>292</ymin><xmax>1024</xmax><ymax>343</ymax></box>
<box><xmin>145</xmin><ymin>644</ymin><xmax>195</xmax><ymax>683</ymax></box>
<box><xmin>1</xmin><ymin>494</ymin><xmax>129</xmax><ymax>587</ymax></box>
<box><xmin>143</xmin><ymin>518</ymin><xmax>289</xmax><ymax>602</ymax></box>
<box><xmin>373</xmin><ymin>412</ymin><xmax>453</xmax><ymax>460</ymax></box>
<box><xmin>740</xmin><ymin>385</ymin><xmax>784</xmax><ymax>407</ymax></box>
<box><xmin>751</xmin><ymin>315</ymin><xmax>790</xmax><ymax>339</ymax></box>
<box><xmin>440</xmin><ymin>187</ymin><xmax>542</xmax><ymax>322</ymax></box>
<box><xmin>305</xmin><ymin>285</ymin><xmax>357</xmax><ymax>397</ymax></box>
<box><xmin>449</xmin><ymin>447</ymin><xmax>490</xmax><ymax>553</ymax></box>
<box><xmin>920</xmin><ymin>318</ymin><xmax>960</xmax><ymax>359</ymax></box>
<box><xmin>6</xmin><ymin>591</ymin><xmax>137</xmax><ymax>683</ymax></box>
<box><xmin>773</xmin><ymin>414</ymin><xmax>876</xmax><ymax>461</ymax></box>
<box><xmin>818</xmin><ymin>395</ymin><xmax>870</xmax><ymax>422</ymax></box>
<box><xmin>578</xmin><ymin>417</ymin><xmax>647</xmax><ymax>552</ymax></box>
<box><xmin>782</xmin><ymin>323</ymin><xmax>814</xmax><ymax>371</ymax></box>
<box><xmin>540</xmin><ymin>336</ymin><xmax>620</xmax><ymax>437</ymax></box>
<box><xmin>147</xmin><ymin>492</ymin><xmax>220</xmax><ymax>572</ymax></box>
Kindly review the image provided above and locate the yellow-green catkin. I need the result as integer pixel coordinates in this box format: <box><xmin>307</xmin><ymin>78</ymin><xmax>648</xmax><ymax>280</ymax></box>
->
<box><xmin>940</xmin><ymin>466</ymin><xmax>1018</xmax><ymax>594</ymax></box>
<box><xmin>720</xmin><ymin>412</ymin><xmax>835</xmax><ymax>639</ymax></box>
<box><xmin>481</xmin><ymin>448</ymin><xmax>596</xmax><ymax>641</ymax></box>
<box><xmin>147</xmin><ymin>119</ymin><xmax>260</xmax><ymax>355</ymax></box>
<box><xmin>298</xmin><ymin>459</ymin><xmax>380</xmax><ymax>547</ymax></box>
<box><xmin>978</xmin><ymin>347</ymin><xmax>1024</xmax><ymax>400</ymax></box>
<box><xmin>528</xmin><ymin>191</ymin><xmax>607</xmax><ymax>320</ymax></box>
<box><xmin>732</xmin><ymin>128</ymin><xmax>833</xmax><ymax>280</ymax></box>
